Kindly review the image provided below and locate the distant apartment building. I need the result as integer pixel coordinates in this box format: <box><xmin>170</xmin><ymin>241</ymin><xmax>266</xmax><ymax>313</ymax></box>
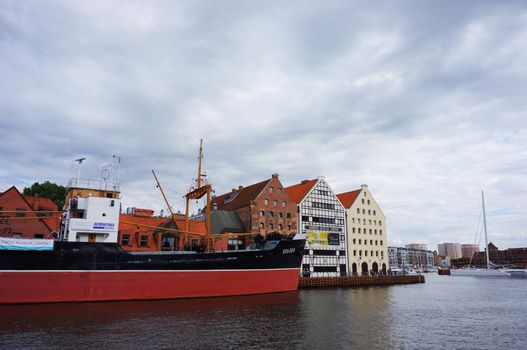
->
<box><xmin>437</xmin><ymin>242</ymin><xmax>462</xmax><ymax>259</ymax></box>
<box><xmin>406</xmin><ymin>243</ymin><xmax>428</xmax><ymax>251</ymax></box>
<box><xmin>389</xmin><ymin>246</ymin><xmax>434</xmax><ymax>270</ymax></box>
<box><xmin>461</xmin><ymin>244</ymin><xmax>480</xmax><ymax>259</ymax></box>
<box><xmin>338</xmin><ymin>185</ymin><xmax>388</xmax><ymax>276</ymax></box>
<box><xmin>286</xmin><ymin>177</ymin><xmax>347</xmax><ymax>277</ymax></box>
<box><xmin>211</xmin><ymin>174</ymin><xmax>297</xmax><ymax>238</ymax></box>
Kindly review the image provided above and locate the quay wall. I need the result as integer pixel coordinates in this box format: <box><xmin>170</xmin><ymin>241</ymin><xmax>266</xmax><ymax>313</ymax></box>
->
<box><xmin>298</xmin><ymin>275</ymin><xmax>425</xmax><ymax>289</ymax></box>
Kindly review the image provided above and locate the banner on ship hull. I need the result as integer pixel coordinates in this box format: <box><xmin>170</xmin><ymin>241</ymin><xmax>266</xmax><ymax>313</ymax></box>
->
<box><xmin>0</xmin><ymin>237</ymin><xmax>54</xmax><ymax>251</ymax></box>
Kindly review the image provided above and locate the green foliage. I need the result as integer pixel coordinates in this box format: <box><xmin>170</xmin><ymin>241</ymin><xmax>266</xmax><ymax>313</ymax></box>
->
<box><xmin>23</xmin><ymin>181</ymin><xmax>67</xmax><ymax>209</ymax></box>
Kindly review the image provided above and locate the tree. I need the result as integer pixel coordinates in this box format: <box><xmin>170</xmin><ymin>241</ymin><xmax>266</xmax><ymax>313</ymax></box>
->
<box><xmin>23</xmin><ymin>181</ymin><xmax>67</xmax><ymax>209</ymax></box>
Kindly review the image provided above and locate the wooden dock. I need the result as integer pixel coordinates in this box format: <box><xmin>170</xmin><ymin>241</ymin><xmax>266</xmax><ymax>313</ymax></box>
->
<box><xmin>298</xmin><ymin>275</ymin><xmax>425</xmax><ymax>289</ymax></box>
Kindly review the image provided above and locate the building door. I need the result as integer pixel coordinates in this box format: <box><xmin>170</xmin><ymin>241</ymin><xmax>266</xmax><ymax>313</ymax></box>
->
<box><xmin>352</xmin><ymin>263</ymin><xmax>357</xmax><ymax>276</ymax></box>
<box><xmin>361</xmin><ymin>262</ymin><xmax>368</xmax><ymax>276</ymax></box>
<box><xmin>88</xmin><ymin>234</ymin><xmax>96</xmax><ymax>243</ymax></box>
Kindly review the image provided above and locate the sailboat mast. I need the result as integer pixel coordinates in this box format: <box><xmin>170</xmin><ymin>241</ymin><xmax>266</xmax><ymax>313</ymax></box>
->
<box><xmin>482</xmin><ymin>190</ymin><xmax>490</xmax><ymax>269</ymax></box>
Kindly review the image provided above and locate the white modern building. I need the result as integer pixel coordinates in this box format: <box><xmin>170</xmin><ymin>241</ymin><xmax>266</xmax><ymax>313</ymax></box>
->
<box><xmin>389</xmin><ymin>246</ymin><xmax>434</xmax><ymax>270</ymax></box>
<box><xmin>286</xmin><ymin>178</ymin><xmax>348</xmax><ymax>277</ymax></box>
<box><xmin>338</xmin><ymin>184</ymin><xmax>389</xmax><ymax>276</ymax></box>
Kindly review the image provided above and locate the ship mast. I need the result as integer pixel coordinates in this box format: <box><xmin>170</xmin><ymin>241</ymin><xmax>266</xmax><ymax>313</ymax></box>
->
<box><xmin>185</xmin><ymin>139</ymin><xmax>212</xmax><ymax>252</ymax></box>
<box><xmin>482</xmin><ymin>190</ymin><xmax>490</xmax><ymax>269</ymax></box>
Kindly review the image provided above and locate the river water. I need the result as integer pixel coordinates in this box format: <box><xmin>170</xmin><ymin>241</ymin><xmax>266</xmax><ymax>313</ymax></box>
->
<box><xmin>1</xmin><ymin>274</ymin><xmax>526</xmax><ymax>349</ymax></box>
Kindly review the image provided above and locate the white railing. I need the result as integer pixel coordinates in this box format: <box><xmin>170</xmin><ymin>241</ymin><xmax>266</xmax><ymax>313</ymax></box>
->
<box><xmin>67</xmin><ymin>178</ymin><xmax>120</xmax><ymax>191</ymax></box>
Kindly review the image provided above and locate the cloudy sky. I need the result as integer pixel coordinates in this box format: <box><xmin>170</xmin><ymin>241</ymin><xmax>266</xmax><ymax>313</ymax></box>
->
<box><xmin>1</xmin><ymin>0</ymin><xmax>526</xmax><ymax>250</ymax></box>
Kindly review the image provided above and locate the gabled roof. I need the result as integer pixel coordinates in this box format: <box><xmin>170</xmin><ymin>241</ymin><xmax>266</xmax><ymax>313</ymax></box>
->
<box><xmin>210</xmin><ymin>210</ymin><xmax>245</xmax><ymax>234</ymax></box>
<box><xmin>284</xmin><ymin>179</ymin><xmax>318</xmax><ymax>204</ymax></box>
<box><xmin>0</xmin><ymin>186</ymin><xmax>53</xmax><ymax>232</ymax></box>
<box><xmin>211</xmin><ymin>179</ymin><xmax>271</xmax><ymax>210</ymax></box>
<box><xmin>337</xmin><ymin>189</ymin><xmax>361</xmax><ymax>208</ymax></box>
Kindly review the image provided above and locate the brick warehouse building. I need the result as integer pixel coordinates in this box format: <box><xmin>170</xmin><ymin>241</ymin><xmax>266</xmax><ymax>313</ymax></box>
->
<box><xmin>210</xmin><ymin>173</ymin><xmax>297</xmax><ymax>238</ymax></box>
<box><xmin>472</xmin><ymin>243</ymin><xmax>527</xmax><ymax>268</ymax></box>
<box><xmin>0</xmin><ymin>186</ymin><xmax>57</xmax><ymax>239</ymax></box>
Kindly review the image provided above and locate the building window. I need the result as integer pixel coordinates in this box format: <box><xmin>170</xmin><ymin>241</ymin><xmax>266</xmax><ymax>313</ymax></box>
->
<box><xmin>375</xmin><ymin>229</ymin><xmax>377</xmax><ymax>235</ymax></box>
<box><xmin>363</xmin><ymin>219</ymin><xmax>366</xmax><ymax>225</ymax></box>
<box><xmin>362</xmin><ymin>199</ymin><xmax>364</xmax><ymax>204</ymax></box>
<box><xmin>375</xmin><ymin>240</ymin><xmax>378</xmax><ymax>245</ymax></box>
<box><xmin>122</xmin><ymin>234</ymin><xmax>130</xmax><ymax>246</ymax></box>
<box><xmin>282</xmin><ymin>201</ymin><xmax>286</xmax><ymax>207</ymax></box>
<box><xmin>15</xmin><ymin>208</ymin><xmax>26</xmax><ymax>217</ymax></box>
<box><xmin>279</xmin><ymin>212</ymin><xmax>283</xmax><ymax>218</ymax></box>
<box><xmin>260</xmin><ymin>210</ymin><xmax>265</xmax><ymax>216</ymax></box>
<box><xmin>379</xmin><ymin>221</ymin><xmax>382</xmax><ymax>225</ymax></box>
<box><xmin>369</xmin><ymin>229</ymin><xmax>372</xmax><ymax>234</ymax></box>
<box><xmin>357</xmin><ymin>208</ymin><xmax>360</xmax><ymax>214</ymax></box>
<box><xmin>376</xmin><ymin>251</ymin><xmax>379</xmax><ymax>257</ymax></box>
<box><xmin>264</xmin><ymin>199</ymin><xmax>269</xmax><ymax>205</ymax></box>
<box><xmin>269</xmin><ymin>223</ymin><xmax>273</xmax><ymax>230</ymax></box>
<box><xmin>259</xmin><ymin>222</ymin><xmax>264</xmax><ymax>229</ymax></box>
<box><xmin>380</xmin><ymin>230</ymin><xmax>383</xmax><ymax>235</ymax></box>
<box><xmin>287</xmin><ymin>213</ymin><xmax>291</xmax><ymax>219</ymax></box>
<box><xmin>380</xmin><ymin>241</ymin><xmax>383</xmax><ymax>246</ymax></box>
<box><xmin>287</xmin><ymin>225</ymin><xmax>291</xmax><ymax>230</ymax></box>
<box><xmin>352</xmin><ymin>227</ymin><xmax>355</xmax><ymax>233</ymax></box>
<box><xmin>359</xmin><ymin>239</ymin><xmax>362</xmax><ymax>244</ymax></box>
<box><xmin>353</xmin><ymin>250</ymin><xmax>356</xmax><ymax>256</ymax></box>
<box><xmin>358</xmin><ymin>228</ymin><xmax>361</xmax><ymax>234</ymax></box>
<box><xmin>353</xmin><ymin>239</ymin><xmax>356</xmax><ymax>244</ymax></box>
<box><xmin>381</xmin><ymin>251</ymin><xmax>384</xmax><ymax>257</ymax></box>
<box><xmin>370</xmin><ymin>240</ymin><xmax>373</xmax><ymax>245</ymax></box>
<box><xmin>365</xmin><ymin>251</ymin><xmax>368</xmax><ymax>256</ymax></box>
<box><xmin>140</xmin><ymin>236</ymin><xmax>148</xmax><ymax>247</ymax></box>
<box><xmin>269</xmin><ymin>187</ymin><xmax>274</xmax><ymax>193</ymax></box>
<box><xmin>278</xmin><ymin>224</ymin><xmax>283</xmax><ymax>230</ymax></box>
<box><xmin>278</xmin><ymin>188</ymin><xmax>282</xmax><ymax>194</ymax></box>
<box><xmin>373</xmin><ymin>210</ymin><xmax>376</xmax><ymax>215</ymax></box>
<box><xmin>367</xmin><ymin>200</ymin><xmax>370</xmax><ymax>205</ymax></box>
<box><xmin>362</xmin><ymin>209</ymin><xmax>365</xmax><ymax>214</ymax></box>
<box><xmin>359</xmin><ymin>250</ymin><xmax>362</xmax><ymax>256</ymax></box>
<box><xmin>269</xmin><ymin>211</ymin><xmax>274</xmax><ymax>217</ymax></box>
<box><xmin>273</xmin><ymin>200</ymin><xmax>278</xmax><ymax>207</ymax></box>
<box><xmin>368</xmin><ymin>210</ymin><xmax>371</xmax><ymax>215</ymax></box>
<box><xmin>352</xmin><ymin>218</ymin><xmax>355</xmax><ymax>223</ymax></box>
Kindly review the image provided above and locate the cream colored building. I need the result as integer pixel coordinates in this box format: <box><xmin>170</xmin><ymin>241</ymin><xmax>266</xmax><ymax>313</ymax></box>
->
<box><xmin>338</xmin><ymin>184</ymin><xmax>388</xmax><ymax>276</ymax></box>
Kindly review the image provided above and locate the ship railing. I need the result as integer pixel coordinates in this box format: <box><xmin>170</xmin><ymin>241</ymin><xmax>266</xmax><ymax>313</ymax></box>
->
<box><xmin>67</xmin><ymin>178</ymin><xmax>120</xmax><ymax>192</ymax></box>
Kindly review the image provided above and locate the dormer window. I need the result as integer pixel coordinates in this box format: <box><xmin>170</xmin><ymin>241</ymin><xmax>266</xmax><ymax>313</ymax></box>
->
<box><xmin>269</xmin><ymin>187</ymin><xmax>274</xmax><ymax>194</ymax></box>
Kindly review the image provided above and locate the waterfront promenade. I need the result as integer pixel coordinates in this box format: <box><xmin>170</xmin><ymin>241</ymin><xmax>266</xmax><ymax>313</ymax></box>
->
<box><xmin>299</xmin><ymin>275</ymin><xmax>424</xmax><ymax>288</ymax></box>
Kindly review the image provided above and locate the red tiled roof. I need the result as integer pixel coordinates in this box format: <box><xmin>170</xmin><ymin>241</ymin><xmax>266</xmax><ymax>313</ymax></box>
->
<box><xmin>337</xmin><ymin>189</ymin><xmax>361</xmax><ymax>208</ymax></box>
<box><xmin>24</xmin><ymin>196</ymin><xmax>58</xmax><ymax>211</ymax></box>
<box><xmin>211</xmin><ymin>179</ymin><xmax>271</xmax><ymax>210</ymax></box>
<box><xmin>284</xmin><ymin>179</ymin><xmax>318</xmax><ymax>203</ymax></box>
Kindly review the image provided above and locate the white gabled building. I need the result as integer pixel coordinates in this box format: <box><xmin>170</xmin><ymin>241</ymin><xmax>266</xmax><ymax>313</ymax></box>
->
<box><xmin>285</xmin><ymin>177</ymin><xmax>348</xmax><ymax>277</ymax></box>
<box><xmin>338</xmin><ymin>184</ymin><xmax>388</xmax><ymax>276</ymax></box>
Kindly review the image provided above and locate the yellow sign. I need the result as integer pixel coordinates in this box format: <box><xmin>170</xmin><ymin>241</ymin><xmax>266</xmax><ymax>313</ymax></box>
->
<box><xmin>307</xmin><ymin>230</ymin><xmax>328</xmax><ymax>246</ymax></box>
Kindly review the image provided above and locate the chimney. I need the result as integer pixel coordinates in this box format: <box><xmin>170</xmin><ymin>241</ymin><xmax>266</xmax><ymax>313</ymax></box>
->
<box><xmin>238</xmin><ymin>185</ymin><xmax>243</xmax><ymax>191</ymax></box>
<box><xmin>272</xmin><ymin>173</ymin><xmax>279</xmax><ymax>179</ymax></box>
<box><xmin>33</xmin><ymin>194</ymin><xmax>40</xmax><ymax>211</ymax></box>
<box><xmin>232</xmin><ymin>188</ymin><xmax>237</xmax><ymax>192</ymax></box>
<box><xmin>361</xmin><ymin>184</ymin><xmax>368</xmax><ymax>189</ymax></box>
